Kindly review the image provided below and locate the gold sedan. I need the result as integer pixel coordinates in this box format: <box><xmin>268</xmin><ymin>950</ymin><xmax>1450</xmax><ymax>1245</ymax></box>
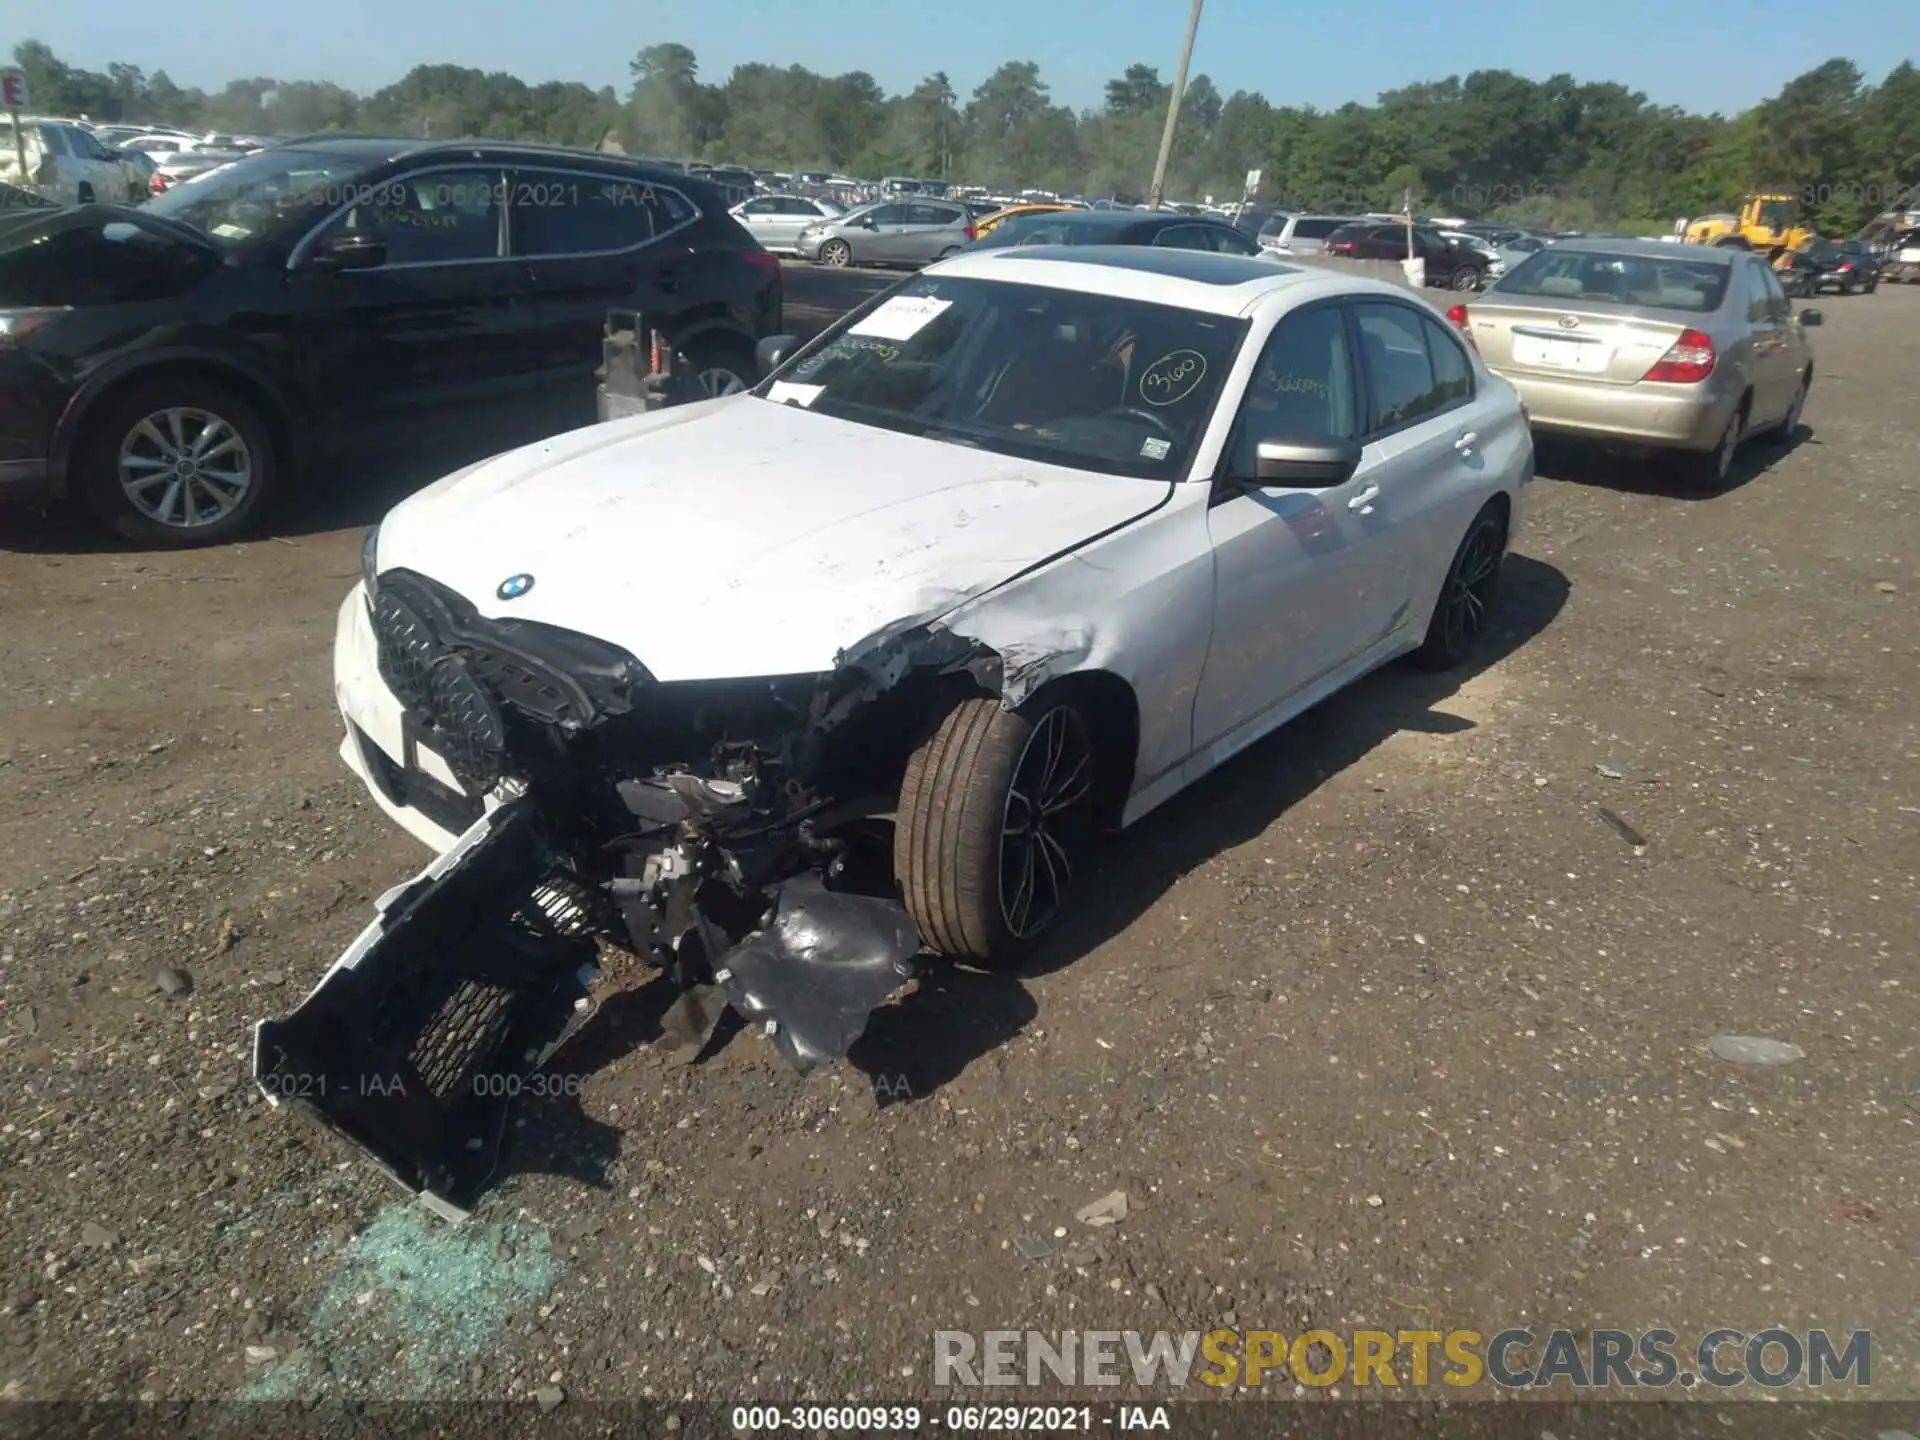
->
<box><xmin>1446</xmin><ymin>239</ymin><xmax>1823</xmax><ymax>490</ymax></box>
<box><xmin>972</xmin><ymin>202</ymin><xmax>1078</xmax><ymax>238</ymax></box>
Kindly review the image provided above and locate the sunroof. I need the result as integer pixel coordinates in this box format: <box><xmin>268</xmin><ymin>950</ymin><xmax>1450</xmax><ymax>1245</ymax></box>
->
<box><xmin>1002</xmin><ymin>245</ymin><xmax>1297</xmax><ymax>285</ymax></box>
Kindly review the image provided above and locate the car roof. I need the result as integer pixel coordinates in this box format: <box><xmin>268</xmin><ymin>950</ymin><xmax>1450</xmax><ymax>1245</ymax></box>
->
<box><xmin>931</xmin><ymin>244</ymin><xmax>1421</xmax><ymax>316</ymax></box>
<box><xmin>1545</xmin><ymin>236</ymin><xmax>1740</xmax><ymax>266</ymax></box>
<box><xmin>265</xmin><ymin>133</ymin><xmax>699</xmax><ymax>175</ymax></box>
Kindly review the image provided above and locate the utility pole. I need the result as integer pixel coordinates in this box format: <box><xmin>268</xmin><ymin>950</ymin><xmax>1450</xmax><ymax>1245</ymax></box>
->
<box><xmin>1146</xmin><ymin>0</ymin><xmax>1204</xmax><ymax>210</ymax></box>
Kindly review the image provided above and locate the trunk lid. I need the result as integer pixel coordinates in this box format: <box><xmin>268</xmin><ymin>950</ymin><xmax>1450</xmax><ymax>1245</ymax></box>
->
<box><xmin>1458</xmin><ymin>293</ymin><xmax>1698</xmax><ymax>387</ymax></box>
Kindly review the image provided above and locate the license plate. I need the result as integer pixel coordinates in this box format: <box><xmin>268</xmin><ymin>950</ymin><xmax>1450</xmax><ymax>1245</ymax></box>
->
<box><xmin>1513</xmin><ymin>333</ymin><xmax>1610</xmax><ymax>372</ymax></box>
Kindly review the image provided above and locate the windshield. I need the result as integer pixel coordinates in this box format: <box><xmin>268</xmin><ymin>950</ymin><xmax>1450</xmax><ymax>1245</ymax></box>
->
<box><xmin>1495</xmin><ymin>248</ymin><xmax>1731</xmax><ymax>312</ymax></box>
<box><xmin>142</xmin><ymin>147</ymin><xmax>377</xmax><ymax>246</ymax></box>
<box><xmin>756</xmin><ymin>275</ymin><xmax>1247</xmax><ymax>481</ymax></box>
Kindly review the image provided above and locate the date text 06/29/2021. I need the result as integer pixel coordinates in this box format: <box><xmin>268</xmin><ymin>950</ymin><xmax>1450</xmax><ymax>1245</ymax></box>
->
<box><xmin>731</xmin><ymin>1405</ymin><xmax>1167</xmax><ymax>1431</ymax></box>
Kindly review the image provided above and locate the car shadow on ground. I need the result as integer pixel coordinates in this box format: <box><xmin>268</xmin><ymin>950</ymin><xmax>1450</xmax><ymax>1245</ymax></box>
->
<box><xmin>1028</xmin><ymin>551</ymin><xmax>1571</xmax><ymax>974</ymax></box>
<box><xmin>1533</xmin><ymin>427</ymin><xmax>1816</xmax><ymax>499</ymax></box>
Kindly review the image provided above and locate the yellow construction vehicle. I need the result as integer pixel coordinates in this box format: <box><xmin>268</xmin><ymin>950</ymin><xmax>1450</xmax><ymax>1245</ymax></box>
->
<box><xmin>1674</xmin><ymin>193</ymin><xmax>1819</xmax><ymax>260</ymax></box>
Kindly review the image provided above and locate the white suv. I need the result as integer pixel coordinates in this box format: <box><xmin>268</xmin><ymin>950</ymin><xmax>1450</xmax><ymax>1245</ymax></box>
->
<box><xmin>0</xmin><ymin>116</ymin><xmax>142</xmax><ymax>205</ymax></box>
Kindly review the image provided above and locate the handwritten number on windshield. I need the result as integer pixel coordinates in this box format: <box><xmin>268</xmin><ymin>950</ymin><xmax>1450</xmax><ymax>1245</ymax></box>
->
<box><xmin>1140</xmin><ymin>350</ymin><xmax>1206</xmax><ymax>406</ymax></box>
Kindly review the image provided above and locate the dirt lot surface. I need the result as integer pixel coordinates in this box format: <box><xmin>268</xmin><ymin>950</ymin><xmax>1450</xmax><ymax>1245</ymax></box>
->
<box><xmin>0</xmin><ymin>269</ymin><xmax>1913</xmax><ymax>1409</ymax></box>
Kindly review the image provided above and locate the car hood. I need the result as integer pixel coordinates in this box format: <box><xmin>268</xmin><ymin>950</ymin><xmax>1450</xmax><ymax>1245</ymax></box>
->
<box><xmin>375</xmin><ymin>396</ymin><xmax>1171</xmax><ymax>682</ymax></box>
<box><xmin>0</xmin><ymin>204</ymin><xmax>221</xmax><ymax>304</ymax></box>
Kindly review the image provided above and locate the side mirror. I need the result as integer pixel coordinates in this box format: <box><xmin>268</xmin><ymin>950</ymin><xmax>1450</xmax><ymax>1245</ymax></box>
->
<box><xmin>756</xmin><ymin>333</ymin><xmax>799</xmax><ymax>375</ymax></box>
<box><xmin>1251</xmin><ymin>438</ymin><xmax>1363</xmax><ymax>487</ymax></box>
<box><xmin>309</xmin><ymin>231</ymin><xmax>387</xmax><ymax>271</ymax></box>
<box><xmin>855</xmin><ymin>216</ymin><xmax>877</xmax><ymax>229</ymax></box>
<box><xmin>1798</xmin><ymin>307</ymin><xmax>1823</xmax><ymax>326</ymax></box>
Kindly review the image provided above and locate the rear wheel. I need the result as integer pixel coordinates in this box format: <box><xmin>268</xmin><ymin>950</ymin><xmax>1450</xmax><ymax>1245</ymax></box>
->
<box><xmin>820</xmin><ymin>239</ymin><xmax>851</xmax><ymax>267</ymax></box>
<box><xmin>895</xmin><ymin>694</ymin><xmax>1098</xmax><ymax>966</ymax></box>
<box><xmin>1679</xmin><ymin>401</ymin><xmax>1746</xmax><ymax>492</ymax></box>
<box><xmin>679</xmin><ymin>334</ymin><xmax>755</xmax><ymax>397</ymax></box>
<box><xmin>79</xmin><ymin>376</ymin><xmax>277</xmax><ymax>546</ymax></box>
<box><xmin>1412</xmin><ymin>504</ymin><xmax>1507</xmax><ymax>671</ymax></box>
<box><xmin>1764</xmin><ymin>373</ymin><xmax>1809</xmax><ymax>444</ymax></box>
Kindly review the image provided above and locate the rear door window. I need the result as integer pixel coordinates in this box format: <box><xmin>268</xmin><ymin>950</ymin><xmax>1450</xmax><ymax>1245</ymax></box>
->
<box><xmin>508</xmin><ymin>171</ymin><xmax>693</xmax><ymax>256</ymax></box>
<box><xmin>1353</xmin><ymin>301</ymin><xmax>1444</xmax><ymax>432</ymax></box>
<box><xmin>1420</xmin><ymin>315</ymin><xmax>1474</xmax><ymax>408</ymax></box>
<box><xmin>1154</xmin><ymin>224</ymin><xmax>1215</xmax><ymax>251</ymax></box>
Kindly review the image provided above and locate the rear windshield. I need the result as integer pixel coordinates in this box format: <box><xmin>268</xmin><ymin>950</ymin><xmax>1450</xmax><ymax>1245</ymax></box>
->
<box><xmin>1291</xmin><ymin>218</ymin><xmax>1346</xmax><ymax>240</ymax></box>
<box><xmin>1495</xmin><ymin>248</ymin><xmax>1731</xmax><ymax>312</ymax></box>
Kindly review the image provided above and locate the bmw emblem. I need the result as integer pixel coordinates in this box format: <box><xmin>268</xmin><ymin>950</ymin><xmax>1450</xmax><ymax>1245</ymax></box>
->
<box><xmin>497</xmin><ymin>573</ymin><xmax>535</xmax><ymax>601</ymax></box>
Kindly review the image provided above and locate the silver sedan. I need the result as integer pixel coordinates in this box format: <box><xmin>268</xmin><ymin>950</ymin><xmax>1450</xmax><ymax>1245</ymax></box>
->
<box><xmin>729</xmin><ymin>193</ymin><xmax>844</xmax><ymax>255</ymax></box>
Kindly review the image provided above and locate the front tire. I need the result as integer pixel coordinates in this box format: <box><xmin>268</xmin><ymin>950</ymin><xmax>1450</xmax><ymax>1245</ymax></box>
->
<box><xmin>895</xmin><ymin>695</ymin><xmax>1097</xmax><ymax>966</ymax></box>
<box><xmin>78</xmin><ymin>376</ymin><xmax>276</xmax><ymax>546</ymax></box>
<box><xmin>1450</xmin><ymin>264</ymin><xmax>1480</xmax><ymax>291</ymax></box>
<box><xmin>1412</xmin><ymin>504</ymin><xmax>1507</xmax><ymax>670</ymax></box>
<box><xmin>820</xmin><ymin>239</ymin><xmax>852</xmax><ymax>268</ymax></box>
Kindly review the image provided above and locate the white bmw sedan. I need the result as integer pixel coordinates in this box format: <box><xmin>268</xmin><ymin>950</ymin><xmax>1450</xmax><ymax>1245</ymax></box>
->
<box><xmin>260</xmin><ymin>246</ymin><xmax>1532</xmax><ymax>1206</ymax></box>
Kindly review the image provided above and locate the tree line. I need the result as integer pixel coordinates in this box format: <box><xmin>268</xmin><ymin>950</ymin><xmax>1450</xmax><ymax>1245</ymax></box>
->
<box><xmin>11</xmin><ymin>38</ymin><xmax>1919</xmax><ymax>233</ymax></box>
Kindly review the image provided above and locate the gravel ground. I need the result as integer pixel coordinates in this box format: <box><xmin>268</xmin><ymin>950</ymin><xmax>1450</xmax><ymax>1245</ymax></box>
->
<box><xmin>0</xmin><ymin>271</ymin><xmax>1913</xmax><ymax>1408</ymax></box>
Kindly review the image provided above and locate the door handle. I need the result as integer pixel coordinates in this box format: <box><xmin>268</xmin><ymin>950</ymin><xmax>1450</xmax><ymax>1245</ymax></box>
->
<box><xmin>1347</xmin><ymin>483</ymin><xmax>1381</xmax><ymax>514</ymax></box>
<box><xmin>1454</xmin><ymin>431</ymin><xmax>1479</xmax><ymax>455</ymax></box>
<box><xmin>656</xmin><ymin>269</ymin><xmax>681</xmax><ymax>293</ymax></box>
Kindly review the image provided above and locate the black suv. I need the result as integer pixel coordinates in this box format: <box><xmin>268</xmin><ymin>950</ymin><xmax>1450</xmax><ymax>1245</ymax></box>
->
<box><xmin>0</xmin><ymin>136</ymin><xmax>783</xmax><ymax>545</ymax></box>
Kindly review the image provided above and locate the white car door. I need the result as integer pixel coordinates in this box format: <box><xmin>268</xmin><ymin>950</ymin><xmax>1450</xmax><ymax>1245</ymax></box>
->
<box><xmin>55</xmin><ymin>124</ymin><xmax>131</xmax><ymax>203</ymax></box>
<box><xmin>1192</xmin><ymin>299</ymin><xmax>1392</xmax><ymax>757</ymax></box>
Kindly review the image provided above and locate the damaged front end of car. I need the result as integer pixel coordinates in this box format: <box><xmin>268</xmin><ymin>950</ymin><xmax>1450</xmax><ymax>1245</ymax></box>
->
<box><xmin>254</xmin><ymin>568</ymin><xmax>1004</xmax><ymax>1216</ymax></box>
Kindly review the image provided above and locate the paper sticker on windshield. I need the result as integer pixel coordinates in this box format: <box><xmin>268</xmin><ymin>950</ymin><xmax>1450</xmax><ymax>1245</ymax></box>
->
<box><xmin>768</xmin><ymin>381</ymin><xmax>824</xmax><ymax>408</ymax></box>
<box><xmin>1140</xmin><ymin>437</ymin><xmax>1171</xmax><ymax>460</ymax></box>
<box><xmin>210</xmin><ymin>223</ymin><xmax>252</xmax><ymax>240</ymax></box>
<box><xmin>850</xmin><ymin>295</ymin><xmax>952</xmax><ymax>342</ymax></box>
<box><xmin>1139</xmin><ymin>349</ymin><xmax>1207</xmax><ymax>406</ymax></box>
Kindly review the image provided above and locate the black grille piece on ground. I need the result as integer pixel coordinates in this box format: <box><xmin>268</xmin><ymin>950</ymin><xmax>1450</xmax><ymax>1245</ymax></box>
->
<box><xmin>253</xmin><ymin>801</ymin><xmax>602</xmax><ymax>1212</ymax></box>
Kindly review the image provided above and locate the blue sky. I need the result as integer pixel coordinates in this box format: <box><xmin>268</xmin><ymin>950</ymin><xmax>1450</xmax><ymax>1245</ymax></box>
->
<box><xmin>10</xmin><ymin>0</ymin><xmax>1917</xmax><ymax>116</ymax></box>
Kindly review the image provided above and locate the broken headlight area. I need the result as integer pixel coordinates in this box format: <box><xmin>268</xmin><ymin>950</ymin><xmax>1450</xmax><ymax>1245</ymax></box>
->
<box><xmin>258</xmin><ymin>578</ymin><xmax>999</xmax><ymax>1215</ymax></box>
